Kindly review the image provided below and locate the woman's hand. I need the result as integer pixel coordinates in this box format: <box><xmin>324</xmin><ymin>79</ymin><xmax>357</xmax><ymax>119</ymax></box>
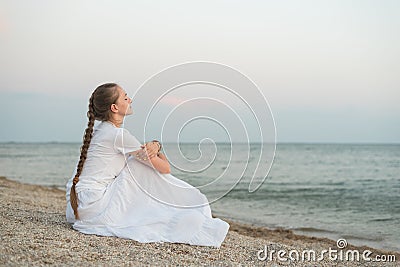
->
<box><xmin>141</xmin><ymin>141</ymin><xmax>160</xmax><ymax>159</ymax></box>
<box><xmin>130</xmin><ymin>141</ymin><xmax>170</xmax><ymax>174</ymax></box>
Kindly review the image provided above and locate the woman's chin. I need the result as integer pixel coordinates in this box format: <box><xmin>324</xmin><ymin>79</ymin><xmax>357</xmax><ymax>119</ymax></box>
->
<box><xmin>124</xmin><ymin>109</ymin><xmax>134</xmax><ymax>116</ymax></box>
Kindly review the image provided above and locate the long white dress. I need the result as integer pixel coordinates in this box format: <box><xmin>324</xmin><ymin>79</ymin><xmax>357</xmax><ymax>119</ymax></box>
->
<box><xmin>65</xmin><ymin>121</ymin><xmax>229</xmax><ymax>248</ymax></box>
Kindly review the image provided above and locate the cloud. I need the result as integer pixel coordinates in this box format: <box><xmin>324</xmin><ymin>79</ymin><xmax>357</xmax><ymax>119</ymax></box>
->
<box><xmin>159</xmin><ymin>96</ymin><xmax>187</xmax><ymax>107</ymax></box>
<box><xmin>0</xmin><ymin>13</ymin><xmax>9</xmax><ymax>34</ymax></box>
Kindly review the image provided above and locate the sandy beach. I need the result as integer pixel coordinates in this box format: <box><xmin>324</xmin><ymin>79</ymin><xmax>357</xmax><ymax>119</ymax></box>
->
<box><xmin>0</xmin><ymin>176</ymin><xmax>398</xmax><ymax>266</ymax></box>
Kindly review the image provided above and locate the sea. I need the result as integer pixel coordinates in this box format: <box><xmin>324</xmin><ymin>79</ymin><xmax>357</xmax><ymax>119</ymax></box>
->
<box><xmin>0</xmin><ymin>142</ymin><xmax>399</xmax><ymax>252</ymax></box>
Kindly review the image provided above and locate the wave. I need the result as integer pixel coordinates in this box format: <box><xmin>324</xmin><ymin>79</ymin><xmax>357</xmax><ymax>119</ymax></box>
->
<box><xmin>289</xmin><ymin>227</ymin><xmax>337</xmax><ymax>234</ymax></box>
<box><xmin>368</xmin><ymin>217</ymin><xmax>395</xmax><ymax>222</ymax></box>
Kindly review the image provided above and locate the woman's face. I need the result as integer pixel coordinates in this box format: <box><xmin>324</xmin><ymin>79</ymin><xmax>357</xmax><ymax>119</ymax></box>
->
<box><xmin>114</xmin><ymin>86</ymin><xmax>133</xmax><ymax>116</ymax></box>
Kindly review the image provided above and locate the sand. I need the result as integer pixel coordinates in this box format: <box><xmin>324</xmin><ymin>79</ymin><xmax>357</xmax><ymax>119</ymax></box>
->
<box><xmin>0</xmin><ymin>176</ymin><xmax>398</xmax><ymax>266</ymax></box>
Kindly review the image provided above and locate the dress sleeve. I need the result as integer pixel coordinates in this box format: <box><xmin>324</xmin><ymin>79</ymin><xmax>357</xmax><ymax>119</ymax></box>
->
<box><xmin>114</xmin><ymin>128</ymin><xmax>142</xmax><ymax>154</ymax></box>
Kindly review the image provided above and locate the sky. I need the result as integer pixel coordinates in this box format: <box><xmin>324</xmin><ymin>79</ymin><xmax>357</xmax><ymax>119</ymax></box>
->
<box><xmin>1</xmin><ymin>0</ymin><xmax>399</xmax><ymax>143</ymax></box>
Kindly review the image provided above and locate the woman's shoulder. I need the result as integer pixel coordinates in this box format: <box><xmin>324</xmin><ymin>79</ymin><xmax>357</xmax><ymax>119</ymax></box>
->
<box><xmin>96</xmin><ymin>121</ymin><xmax>139</xmax><ymax>141</ymax></box>
<box><xmin>113</xmin><ymin>126</ymin><xmax>142</xmax><ymax>152</ymax></box>
<box><xmin>93</xmin><ymin>122</ymin><xmax>141</xmax><ymax>151</ymax></box>
<box><xmin>94</xmin><ymin>121</ymin><xmax>124</xmax><ymax>139</ymax></box>
<box><xmin>97</xmin><ymin>121</ymin><xmax>125</xmax><ymax>133</ymax></box>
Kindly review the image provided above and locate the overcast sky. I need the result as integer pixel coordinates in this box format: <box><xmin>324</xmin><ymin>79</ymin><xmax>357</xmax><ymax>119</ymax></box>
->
<box><xmin>1</xmin><ymin>0</ymin><xmax>399</xmax><ymax>143</ymax></box>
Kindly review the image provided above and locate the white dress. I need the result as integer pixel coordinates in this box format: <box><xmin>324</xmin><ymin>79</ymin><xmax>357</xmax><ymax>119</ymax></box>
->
<box><xmin>65</xmin><ymin>121</ymin><xmax>229</xmax><ymax>248</ymax></box>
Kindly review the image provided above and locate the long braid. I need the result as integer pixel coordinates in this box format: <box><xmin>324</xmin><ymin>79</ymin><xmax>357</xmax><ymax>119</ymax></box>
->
<box><xmin>69</xmin><ymin>83</ymin><xmax>119</xmax><ymax>219</ymax></box>
<box><xmin>70</xmin><ymin>93</ymin><xmax>96</xmax><ymax>219</ymax></box>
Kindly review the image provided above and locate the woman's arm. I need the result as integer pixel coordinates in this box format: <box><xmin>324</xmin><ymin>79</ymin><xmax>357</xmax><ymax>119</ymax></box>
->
<box><xmin>130</xmin><ymin>142</ymin><xmax>171</xmax><ymax>174</ymax></box>
<box><xmin>148</xmin><ymin>152</ymin><xmax>171</xmax><ymax>174</ymax></box>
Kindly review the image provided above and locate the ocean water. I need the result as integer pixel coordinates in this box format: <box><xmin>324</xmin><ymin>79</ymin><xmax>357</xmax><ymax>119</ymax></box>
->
<box><xmin>0</xmin><ymin>142</ymin><xmax>399</xmax><ymax>251</ymax></box>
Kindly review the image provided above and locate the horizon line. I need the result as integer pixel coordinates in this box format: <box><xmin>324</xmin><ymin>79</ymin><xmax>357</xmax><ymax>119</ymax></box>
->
<box><xmin>1</xmin><ymin>141</ymin><xmax>399</xmax><ymax>145</ymax></box>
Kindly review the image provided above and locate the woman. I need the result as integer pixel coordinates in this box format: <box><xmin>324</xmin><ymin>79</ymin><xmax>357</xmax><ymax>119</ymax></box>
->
<box><xmin>66</xmin><ymin>83</ymin><xmax>229</xmax><ymax>248</ymax></box>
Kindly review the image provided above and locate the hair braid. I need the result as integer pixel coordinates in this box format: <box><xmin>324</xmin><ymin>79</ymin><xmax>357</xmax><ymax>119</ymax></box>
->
<box><xmin>69</xmin><ymin>83</ymin><xmax>119</xmax><ymax>219</ymax></box>
<box><xmin>70</xmin><ymin>93</ymin><xmax>96</xmax><ymax>219</ymax></box>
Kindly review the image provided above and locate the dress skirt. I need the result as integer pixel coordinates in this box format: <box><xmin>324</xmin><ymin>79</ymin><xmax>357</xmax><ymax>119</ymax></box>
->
<box><xmin>66</xmin><ymin>156</ymin><xmax>229</xmax><ymax>248</ymax></box>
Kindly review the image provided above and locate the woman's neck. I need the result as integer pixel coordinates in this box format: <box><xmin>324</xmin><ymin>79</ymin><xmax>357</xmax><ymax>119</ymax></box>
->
<box><xmin>107</xmin><ymin>118</ymin><xmax>122</xmax><ymax>128</ymax></box>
